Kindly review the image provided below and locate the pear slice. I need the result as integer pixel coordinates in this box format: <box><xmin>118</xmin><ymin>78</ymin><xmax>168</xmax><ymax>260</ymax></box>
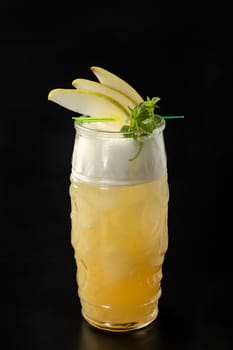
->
<box><xmin>91</xmin><ymin>66</ymin><xmax>144</xmax><ymax>105</ymax></box>
<box><xmin>72</xmin><ymin>78</ymin><xmax>136</xmax><ymax>112</ymax></box>
<box><xmin>48</xmin><ymin>88</ymin><xmax>128</xmax><ymax>124</ymax></box>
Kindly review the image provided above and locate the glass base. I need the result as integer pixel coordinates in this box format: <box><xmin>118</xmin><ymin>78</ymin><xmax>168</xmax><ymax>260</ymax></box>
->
<box><xmin>82</xmin><ymin>312</ymin><xmax>158</xmax><ymax>333</ymax></box>
<box><xmin>80</xmin><ymin>298</ymin><xmax>159</xmax><ymax>332</ymax></box>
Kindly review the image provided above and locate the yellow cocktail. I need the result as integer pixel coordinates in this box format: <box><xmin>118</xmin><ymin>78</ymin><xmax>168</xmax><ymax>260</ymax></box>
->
<box><xmin>70</xmin><ymin>176</ymin><xmax>169</xmax><ymax>331</ymax></box>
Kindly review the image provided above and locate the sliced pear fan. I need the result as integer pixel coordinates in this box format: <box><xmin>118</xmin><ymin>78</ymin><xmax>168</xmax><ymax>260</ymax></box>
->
<box><xmin>91</xmin><ymin>66</ymin><xmax>143</xmax><ymax>105</ymax></box>
<box><xmin>48</xmin><ymin>66</ymin><xmax>144</xmax><ymax>129</ymax></box>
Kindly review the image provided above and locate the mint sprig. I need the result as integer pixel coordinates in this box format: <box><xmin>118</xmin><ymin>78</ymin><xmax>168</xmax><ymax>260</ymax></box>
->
<box><xmin>120</xmin><ymin>97</ymin><xmax>163</xmax><ymax>138</ymax></box>
<box><xmin>120</xmin><ymin>97</ymin><xmax>163</xmax><ymax>160</ymax></box>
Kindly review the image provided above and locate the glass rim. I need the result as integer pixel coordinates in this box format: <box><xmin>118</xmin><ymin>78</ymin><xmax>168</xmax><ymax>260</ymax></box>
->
<box><xmin>74</xmin><ymin>119</ymin><xmax>166</xmax><ymax>138</ymax></box>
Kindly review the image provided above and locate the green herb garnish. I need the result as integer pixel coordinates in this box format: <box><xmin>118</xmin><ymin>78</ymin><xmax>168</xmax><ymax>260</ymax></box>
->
<box><xmin>120</xmin><ymin>97</ymin><xmax>163</xmax><ymax>160</ymax></box>
<box><xmin>120</xmin><ymin>96</ymin><xmax>163</xmax><ymax>136</ymax></box>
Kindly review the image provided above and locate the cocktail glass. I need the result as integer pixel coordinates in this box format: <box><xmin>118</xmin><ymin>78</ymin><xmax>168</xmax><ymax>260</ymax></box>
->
<box><xmin>69</xmin><ymin>120</ymin><xmax>169</xmax><ymax>332</ymax></box>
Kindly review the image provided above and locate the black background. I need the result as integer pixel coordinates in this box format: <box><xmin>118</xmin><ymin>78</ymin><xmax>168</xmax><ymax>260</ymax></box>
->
<box><xmin>1</xmin><ymin>3</ymin><xmax>232</xmax><ymax>349</ymax></box>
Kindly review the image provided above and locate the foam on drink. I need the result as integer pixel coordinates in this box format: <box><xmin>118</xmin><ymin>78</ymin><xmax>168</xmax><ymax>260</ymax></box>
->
<box><xmin>71</xmin><ymin>121</ymin><xmax>167</xmax><ymax>186</ymax></box>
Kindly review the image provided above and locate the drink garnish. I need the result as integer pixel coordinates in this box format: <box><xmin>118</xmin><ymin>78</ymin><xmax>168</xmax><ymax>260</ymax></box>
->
<box><xmin>48</xmin><ymin>66</ymin><xmax>183</xmax><ymax>160</ymax></box>
<box><xmin>120</xmin><ymin>97</ymin><xmax>184</xmax><ymax>160</ymax></box>
<box><xmin>120</xmin><ymin>97</ymin><xmax>162</xmax><ymax>137</ymax></box>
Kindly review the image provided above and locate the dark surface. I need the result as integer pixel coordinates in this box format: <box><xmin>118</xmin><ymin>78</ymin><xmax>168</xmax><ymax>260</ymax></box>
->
<box><xmin>1</xmin><ymin>3</ymin><xmax>233</xmax><ymax>349</ymax></box>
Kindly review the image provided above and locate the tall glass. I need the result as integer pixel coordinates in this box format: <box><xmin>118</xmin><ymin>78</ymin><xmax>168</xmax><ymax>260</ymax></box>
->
<box><xmin>69</xmin><ymin>121</ymin><xmax>169</xmax><ymax>332</ymax></box>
